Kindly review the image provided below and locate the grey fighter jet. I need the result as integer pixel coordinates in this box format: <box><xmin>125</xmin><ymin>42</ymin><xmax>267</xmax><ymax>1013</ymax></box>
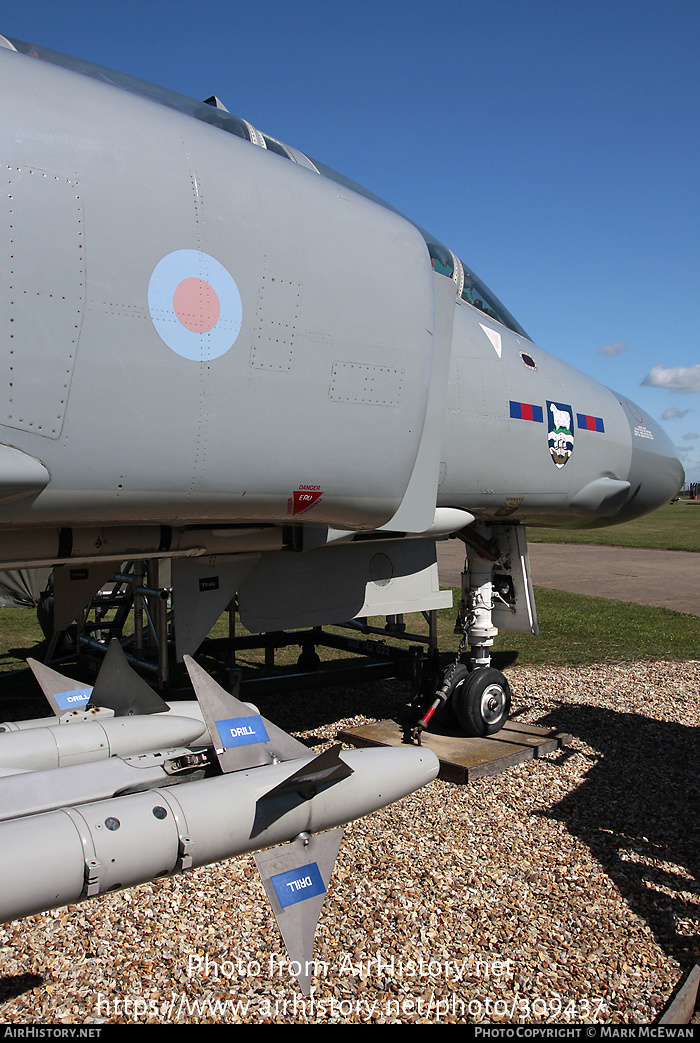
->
<box><xmin>0</xmin><ymin>34</ymin><xmax>683</xmax><ymax>733</ymax></box>
<box><xmin>0</xmin><ymin>36</ymin><xmax>684</xmax><ymax>986</ymax></box>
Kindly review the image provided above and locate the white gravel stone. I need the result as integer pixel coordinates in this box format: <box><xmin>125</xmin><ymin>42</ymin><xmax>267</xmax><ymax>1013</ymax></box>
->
<box><xmin>0</xmin><ymin>659</ymin><xmax>697</xmax><ymax>1024</ymax></box>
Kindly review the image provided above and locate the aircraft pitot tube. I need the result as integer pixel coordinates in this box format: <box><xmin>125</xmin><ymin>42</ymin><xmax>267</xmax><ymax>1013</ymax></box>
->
<box><xmin>0</xmin><ymin>648</ymin><xmax>439</xmax><ymax>995</ymax></box>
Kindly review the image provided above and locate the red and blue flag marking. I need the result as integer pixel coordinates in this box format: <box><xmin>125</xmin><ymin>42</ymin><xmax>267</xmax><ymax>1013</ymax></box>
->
<box><xmin>577</xmin><ymin>413</ymin><xmax>605</xmax><ymax>432</ymax></box>
<box><xmin>510</xmin><ymin>401</ymin><xmax>543</xmax><ymax>422</ymax></box>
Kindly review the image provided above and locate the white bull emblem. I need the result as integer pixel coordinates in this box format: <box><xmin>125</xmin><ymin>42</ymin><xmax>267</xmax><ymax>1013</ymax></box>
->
<box><xmin>547</xmin><ymin>400</ymin><xmax>574</xmax><ymax>468</ymax></box>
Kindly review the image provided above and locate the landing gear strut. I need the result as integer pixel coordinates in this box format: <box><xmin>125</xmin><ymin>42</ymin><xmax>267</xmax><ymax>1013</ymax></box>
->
<box><xmin>412</xmin><ymin>524</ymin><xmax>531</xmax><ymax>743</ymax></box>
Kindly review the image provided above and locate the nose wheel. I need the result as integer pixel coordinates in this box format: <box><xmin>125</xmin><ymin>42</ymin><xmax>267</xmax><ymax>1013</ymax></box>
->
<box><xmin>411</xmin><ymin>662</ymin><xmax>512</xmax><ymax>742</ymax></box>
<box><xmin>451</xmin><ymin>667</ymin><xmax>511</xmax><ymax>737</ymax></box>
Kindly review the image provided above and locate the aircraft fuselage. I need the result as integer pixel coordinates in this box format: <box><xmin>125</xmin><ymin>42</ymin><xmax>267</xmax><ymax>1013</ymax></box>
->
<box><xmin>0</xmin><ymin>37</ymin><xmax>683</xmax><ymax>574</ymax></box>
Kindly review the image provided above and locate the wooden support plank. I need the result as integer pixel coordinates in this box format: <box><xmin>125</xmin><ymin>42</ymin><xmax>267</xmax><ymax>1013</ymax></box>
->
<box><xmin>657</xmin><ymin>963</ymin><xmax>700</xmax><ymax>1025</ymax></box>
<box><xmin>338</xmin><ymin>718</ymin><xmax>571</xmax><ymax>784</ymax></box>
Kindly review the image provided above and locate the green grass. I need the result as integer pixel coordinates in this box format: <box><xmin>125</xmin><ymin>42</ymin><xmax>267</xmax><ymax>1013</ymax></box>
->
<box><xmin>199</xmin><ymin>594</ymin><xmax>700</xmax><ymax>673</ymax></box>
<box><xmin>415</xmin><ymin>590</ymin><xmax>699</xmax><ymax>669</ymax></box>
<box><xmin>0</xmin><ymin>607</ymin><xmax>49</xmax><ymax>675</ymax></box>
<box><xmin>491</xmin><ymin>588</ymin><xmax>699</xmax><ymax>667</ymax></box>
<box><xmin>527</xmin><ymin>501</ymin><xmax>700</xmax><ymax>552</ymax></box>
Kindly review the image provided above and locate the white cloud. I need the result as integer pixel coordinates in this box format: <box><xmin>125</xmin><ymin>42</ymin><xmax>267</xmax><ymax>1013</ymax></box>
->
<box><xmin>597</xmin><ymin>341</ymin><xmax>628</xmax><ymax>356</ymax></box>
<box><xmin>642</xmin><ymin>364</ymin><xmax>700</xmax><ymax>393</ymax></box>
<box><xmin>682</xmin><ymin>431</ymin><xmax>699</xmax><ymax>440</ymax></box>
<box><xmin>676</xmin><ymin>444</ymin><xmax>700</xmax><ymax>482</ymax></box>
<box><xmin>662</xmin><ymin>406</ymin><xmax>693</xmax><ymax>420</ymax></box>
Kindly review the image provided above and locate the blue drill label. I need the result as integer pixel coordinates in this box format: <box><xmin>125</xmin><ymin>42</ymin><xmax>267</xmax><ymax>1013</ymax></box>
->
<box><xmin>215</xmin><ymin>715</ymin><xmax>270</xmax><ymax>749</ymax></box>
<box><xmin>270</xmin><ymin>862</ymin><xmax>326</xmax><ymax>908</ymax></box>
<box><xmin>55</xmin><ymin>688</ymin><xmax>92</xmax><ymax>711</ymax></box>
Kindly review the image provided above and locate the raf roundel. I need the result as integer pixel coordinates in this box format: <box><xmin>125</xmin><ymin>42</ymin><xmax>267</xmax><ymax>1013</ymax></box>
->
<box><xmin>148</xmin><ymin>249</ymin><xmax>242</xmax><ymax>361</ymax></box>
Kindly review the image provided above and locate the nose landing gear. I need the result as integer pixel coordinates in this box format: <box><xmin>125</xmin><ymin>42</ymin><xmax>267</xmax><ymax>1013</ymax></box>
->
<box><xmin>411</xmin><ymin>524</ymin><xmax>535</xmax><ymax>744</ymax></box>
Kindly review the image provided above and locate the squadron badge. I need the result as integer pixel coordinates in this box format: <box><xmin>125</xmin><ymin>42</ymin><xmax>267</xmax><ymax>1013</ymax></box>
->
<box><xmin>547</xmin><ymin>401</ymin><xmax>574</xmax><ymax>468</ymax></box>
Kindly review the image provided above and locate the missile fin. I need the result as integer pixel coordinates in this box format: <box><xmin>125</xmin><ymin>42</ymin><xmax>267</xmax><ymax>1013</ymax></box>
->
<box><xmin>26</xmin><ymin>659</ymin><xmax>93</xmax><ymax>716</ymax></box>
<box><xmin>183</xmin><ymin>655</ymin><xmax>310</xmax><ymax>773</ymax></box>
<box><xmin>254</xmin><ymin>828</ymin><xmax>343</xmax><ymax>996</ymax></box>
<box><xmin>89</xmin><ymin>639</ymin><xmax>170</xmax><ymax>716</ymax></box>
<box><xmin>259</xmin><ymin>743</ymin><xmax>354</xmax><ymax>802</ymax></box>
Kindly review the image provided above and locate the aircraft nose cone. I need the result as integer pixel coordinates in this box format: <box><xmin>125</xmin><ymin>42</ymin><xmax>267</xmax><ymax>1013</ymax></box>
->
<box><xmin>617</xmin><ymin>399</ymin><xmax>685</xmax><ymax>521</ymax></box>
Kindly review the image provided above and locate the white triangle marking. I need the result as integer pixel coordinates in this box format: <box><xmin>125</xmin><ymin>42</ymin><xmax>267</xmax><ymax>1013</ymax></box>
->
<box><xmin>480</xmin><ymin>323</ymin><xmax>502</xmax><ymax>358</ymax></box>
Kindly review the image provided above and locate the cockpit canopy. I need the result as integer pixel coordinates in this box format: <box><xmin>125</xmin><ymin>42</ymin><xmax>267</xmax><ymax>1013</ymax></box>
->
<box><xmin>5</xmin><ymin>35</ymin><xmax>530</xmax><ymax>340</ymax></box>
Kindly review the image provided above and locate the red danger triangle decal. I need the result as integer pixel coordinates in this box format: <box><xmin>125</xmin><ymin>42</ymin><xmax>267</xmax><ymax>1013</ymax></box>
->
<box><xmin>288</xmin><ymin>489</ymin><xmax>323</xmax><ymax>515</ymax></box>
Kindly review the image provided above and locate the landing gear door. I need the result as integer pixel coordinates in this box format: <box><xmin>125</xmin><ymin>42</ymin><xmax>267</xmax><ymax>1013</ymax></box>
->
<box><xmin>491</xmin><ymin>526</ymin><xmax>538</xmax><ymax>636</ymax></box>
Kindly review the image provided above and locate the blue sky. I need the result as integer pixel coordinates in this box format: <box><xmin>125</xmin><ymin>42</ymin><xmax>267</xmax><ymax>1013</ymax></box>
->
<box><xmin>4</xmin><ymin>0</ymin><xmax>699</xmax><ymax>479</ymax></box>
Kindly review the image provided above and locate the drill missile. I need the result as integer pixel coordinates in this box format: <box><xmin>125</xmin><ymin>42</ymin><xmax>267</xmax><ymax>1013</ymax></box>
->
<box><xmin>0</xmin><ymin>712</ymin><xmax>207</xmax><ymax>771</ymax></box>
<box><xmin>0</xmin><ymin>643</ymin><xmax>212</xmax><ymax>745</ymax></box>
<box><xmin>0</xmin><ymin>649</ymin><xmax>440</xmax><ymax>991</ymax></box>
<box><xmin>0</xmin><ymin>746</ymin><xmax>209</xmax><ymax>820</ymax></box>
<box><xmin>0</xmin><ymin>743</ymin><xmax>439</xmax><ymax>925</ymax></box>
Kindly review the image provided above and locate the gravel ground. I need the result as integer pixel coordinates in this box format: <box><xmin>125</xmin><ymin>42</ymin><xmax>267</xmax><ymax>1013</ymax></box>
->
<box><xmin>0</xmin><ymin>659</ymin><xmax>698</xmax><ymax>1025</ymax></box>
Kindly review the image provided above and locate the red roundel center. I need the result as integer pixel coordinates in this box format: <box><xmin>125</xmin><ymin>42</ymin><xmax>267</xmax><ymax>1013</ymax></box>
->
<box><xmin>173</xmin><ymin>277</ymin><xmax>221</xmax><ymax>332</ymax></box>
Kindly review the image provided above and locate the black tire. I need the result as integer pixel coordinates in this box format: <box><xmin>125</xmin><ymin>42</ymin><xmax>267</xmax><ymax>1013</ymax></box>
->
<box><xmin>430</xmin><ymin>664</ymin><xmax>468</xmax><ymax>728</ymax></box>
<box><xmin>452</xmin><ymin>667</ymin><xmax>511</xmax><ymax>737</ymax></box>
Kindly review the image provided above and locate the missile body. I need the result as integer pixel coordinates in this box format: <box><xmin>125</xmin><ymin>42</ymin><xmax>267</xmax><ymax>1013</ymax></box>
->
<box><xmin>0</xmin><ymin>744</ymin><xmax>439</xmax><ymax>924</ymax></box>
<box><xmin>0</xmin><ymin>747</ymin><xmax>208</xmax><ymax>820</ymax></box>
<box><xmin>0</xmin><ymin>706</ymin><xmax>115</xmax><ymax>731</ymax></box>
<box><xmin>0</xmin><ymin>714</ymin><xmax>206</xmax><ymax>770</ymax></box>
<box><xmin>0</xmin><ymin>702</ymin><xmax>211</xmax><ymax>743</ymax></box>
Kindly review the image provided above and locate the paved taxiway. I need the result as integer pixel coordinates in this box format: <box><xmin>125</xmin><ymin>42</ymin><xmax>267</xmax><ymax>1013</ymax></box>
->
<box><xmin>437</xmin><ymin>539</ymin><xmax>700</xmax><ymax>616</ymax></box>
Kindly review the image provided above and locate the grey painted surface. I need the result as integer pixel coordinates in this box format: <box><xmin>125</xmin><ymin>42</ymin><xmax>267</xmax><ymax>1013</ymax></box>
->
<box><xmin>0</xmin><ymin>39</ymin><xmax>686</xmax><ymax>642</ymax></box>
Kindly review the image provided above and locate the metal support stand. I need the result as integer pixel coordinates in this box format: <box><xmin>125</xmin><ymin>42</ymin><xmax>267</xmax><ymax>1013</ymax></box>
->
<box><xmin>45</xmin><ymin>564</ymin><xmax>441</xmax><ymax>700</ymax></box>
<box><xmin>44</xmin><ymin>559</ymin><xmax>172</xmax><ymax>689</ymax></box>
